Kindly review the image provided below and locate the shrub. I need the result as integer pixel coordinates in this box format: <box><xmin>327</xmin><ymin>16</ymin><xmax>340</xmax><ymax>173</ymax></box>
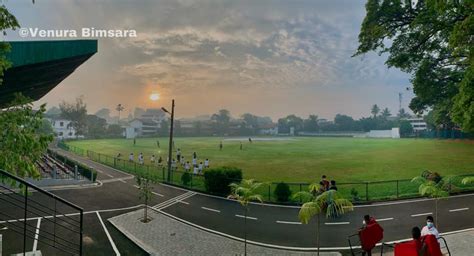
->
<box><xmin>422</xmin><ymin>170</ymin><xmax>442</xmax><ymax>184</ymax></box>
<box><xmin>181</xmin><ymin>172</ymin><xmax>192</xmax><ymax>186</ymax></box>
<box><xmin>350</xmin><ymin>188</ymin><xmax>360</xmax><ymax>202</ymax></box>
<box><xmin>203</xmin><ymin>166</ymin><xmax>242</xmax><ymax>195</ymax></box>
<box><xmin>274</xmin><ymin>182</ymin><xmax>291</xmax><ymax>202</ymax></box>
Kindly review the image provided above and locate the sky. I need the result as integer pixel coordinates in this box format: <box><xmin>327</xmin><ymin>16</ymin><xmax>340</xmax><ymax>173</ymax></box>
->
<box><xmin>4</xmin><ymin>0</ymin><xmax>414</xmax><ymax>120</ymax></box>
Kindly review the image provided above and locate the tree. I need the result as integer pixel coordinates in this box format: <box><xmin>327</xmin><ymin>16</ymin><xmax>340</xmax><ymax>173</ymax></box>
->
<box><xmin>381</xmin><ymin>107</ymin><xmax>391</xmax><ymax>119</ymax></box>
<box><xmin>107</xmin><ymin>124</ymin><xmax>123</xmax><ymax>137</ymax></box>
<box><xmin>228</xmin><ymin>179</ymin><xmax>263</xmax><ymax>256</ymax></box>
<box><xmin>59</xmin><ymin>97</ymin><xmax>87</xmax><ymax>138</ymax></box>
<box><xmin>303</xmin><ymin>115</ymin><xmax>319</xmax><ymax>132</ymax></box>
<box><xmin>0</xmin><ymin>94</ymin><xmax>53</xmax><ymax>179</ymax></box>
<box><xmin>37</xmin><ymin>119</ymin><xmax>54</xmax><ymax>136</ymax></box>
<box><xmin>371</xmin><ymin>104</ymin><xmax>380</xmax><ymax>118</ymax></box>
<box><xmin>411</xmin><ymin>175</ymin><xmax>450</xmax><ymax>227</ymax></box>
<box><xmin>0</xmin><ymin>4</ymin><xmax>19</xmax><ymax>85</ymax></box>
<box><xmin>399</xmin><ymin>120</ymin><xmax>414</xmax><ymax>137</ymax></box>
<box><xmin>95</xmin><ymin>108</ymin><xmax>111</xmax><ymax>122</ymax></box>
<box><xmin>277</xmin><ymin>114</ymin><xmax>304</xmax><ymax>133</ymax></box>
<box><xmin>211</xmin><ymin>109</ymin><xmax>231</xmax><ymax>135</ymax></box>
<box><xmin>397</xmin><ymin>108</ymin><xmax>411</xmax><ymax>119</ymax></box>
<box><xmin>115</xmin><ymin>104</ymin><xmax>125</xmax><ymax>123</ymax></box>
<box><xmin>45</xmin><ymin>106</ymin><xmax>61</xmax><ymax>118</ymax></box>
<box><xmin>293</xmin><ymin>189</ymin><xmax>353</xmax><ymax>256</ymax></box>
<box><xmin>85</xmin><ymin>115</ymin><xmax>107</xmax><ymax>138</ymax></box>
<box><xmin>135</xmin><ymin>174</ymin><xmax>156</xmax><ymax>223</ymax></box>
<box><xmin>241</xmin><ymin>113</ymin><xmax>258</xmax><ymax>134</ymax></box>
<box><xmin>334</xmin><ymin>114</ymin><xmax>356</xmax><ymax>131</ymax></box>
<box><xmin>355</xmin><ymin>0</ymin><xmax>473</xmax><ymax>131</ymax></box>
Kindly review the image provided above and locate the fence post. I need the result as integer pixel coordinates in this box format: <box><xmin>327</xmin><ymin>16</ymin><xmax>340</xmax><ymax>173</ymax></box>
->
<box><xmin>396</xmin><ymin>180</ymin><xmax>399</xmax><ymax>198</ymax></box>
<box><xmin>53</xmin><ymin>166</ymin><xmax>57</xmax><ymax>179</ymax></box>
<box><xmin>268</xmin><ymin>184</ymin><xmax>271</xmax><ymax>201</ymax></box>
<box><xmin>365</xmin><ymin>182</ymin><xmax>369</xmax><ymax>201</ymax></box>
<box><xmin>162</xmin><ymin>167</ymin><xmax>165</xmax><ymax>180</ymax></box>
<box><xmin>299</xmin><ymin>183</ymin><xmax>302</xmax><ymax>203</ymax></box>
<box><xmin>23</xmin><ymin>186</ymin><xmax>28</xmax><ymax>254</ymax></box>
<box><xmin>114</xmin><ymin>157</ymin><xmax>117</xmax><ymax>167</ymax></box>
<box><xmin>74</xmin><ymin>165</ymin><xmax>78</xmax><ymax>180</ymax></box>
<box><xmin>90</xmin><ymin>167</ymin><xmax>94</xmax><ymax>182</ymax></box>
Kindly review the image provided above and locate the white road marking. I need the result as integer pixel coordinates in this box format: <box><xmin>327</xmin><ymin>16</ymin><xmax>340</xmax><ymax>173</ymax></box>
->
<box><xmin>119</xmin><ymin>179</ymin><xmax>127</xmax><ymax>183</ymax></box>
<box><xmin>325</xmin><ymin>222</ymin><xmax>350</xmax><ymax>225</ymax></box>
<box><xmin>133</xmin><ymin>185</ymin><xmax>140</xmax><ymax>189</ymax></box>
<box><xmin>32</xmin><ymin>217</ymin><xmax>42</xmax><ymax>252</ymax></box>
<box><xmin>449</xmin><ymin>207</ymin><xmax>469</xmax><ymax>212</ymax></box>
<box><xmin>276</xmin><ymin>220</ymin><xmax>301</xmax><ymax>225</ymax></box>
<box><xmin>411</xmin><ymin>212</ymin><xmax>433</xmax><ymax>217</ymax></box>
<box><xmin>152</xmin><ymin>191</ymin><xmax>196</xmax><ymax>210</ymax></box>
<box><xmin>96</xmin><ymin>211</ymin><xmax>120</xmax><ymax>256</ymax></box>
<box><xmin>201</xmin><ymin>207</ymin><xmax>220</xmax><ymax>213</ymax></box>
<box><xmin>178</xmin><ymin>200</ymin><xmax>190</xmax><ymax>205</ymax></box>
<box><xmin>377</xmin><ymin>217</ymin><xmax>394</xmax><ymax>222</ymax></box>
<box><xmin>152</xmin><ymin>192</ymin><xmax>164</xmax><ymax>197</ymax></box>
<box><xmin>106</xmin><ymin>173</ymin><xmax>113</xmax><ymax>178</ymax></box>
<box><xmin>235</xmin><ymin>214</ymin><xmax>257</xmax><ymax>220</ymax></box>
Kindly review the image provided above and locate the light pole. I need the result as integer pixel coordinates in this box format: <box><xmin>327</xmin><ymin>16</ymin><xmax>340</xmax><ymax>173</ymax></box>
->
<box><xmin>161</xmin><ymin>99</ymin><xmax>175</xmax><ymax>182</ymax></box>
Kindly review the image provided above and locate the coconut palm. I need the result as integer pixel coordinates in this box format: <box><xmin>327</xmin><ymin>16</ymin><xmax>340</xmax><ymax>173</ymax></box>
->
<box><xmin>228</xmin><ymin>179</ymin><xmax>263</xmax><ymax>256</ymax></box>
<box><xmin>293</xmin><ymin>187</ymin><xmax>354</xmax><ymax>256</ymax></box>
<box><xmin>411</xmin><ymin>176</ymin><xmax>449</xmax><ymax>227</ymax></box>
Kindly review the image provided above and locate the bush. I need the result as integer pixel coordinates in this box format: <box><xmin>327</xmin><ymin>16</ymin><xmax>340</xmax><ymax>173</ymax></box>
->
<box><xmin>422</xmin><ymin>170</ymin><xmax>442</xmax><ymax>184</ymax></box>
<box><xmin>350</xmin><ymin>188</ymin><xmax>360</xmax><ymax>202</ymax></box>
<box><xmin>274</xmin><ymin>182</ymin><xmax>291</xmax><ymax>202</ymax></box>
<box><xmin>181</xmin><ymin>172</ymin><xmax>192</xmax><ymax>186</ymax></box>
<box><xmin>203</xmin><ymin>166</ymin><xmax>242</xmax><ymax>195</ymax></box>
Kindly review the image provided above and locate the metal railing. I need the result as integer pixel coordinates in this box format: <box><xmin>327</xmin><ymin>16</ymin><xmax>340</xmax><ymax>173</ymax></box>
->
<box><xmin>0</xmin><ymin>169</ymin><xmax>83</xmax><ymax>255</ymax></box>
<box><xmin>58</xmin><ymin>141</ymin><xmax>474</xmax><ymax>204</ymax></box>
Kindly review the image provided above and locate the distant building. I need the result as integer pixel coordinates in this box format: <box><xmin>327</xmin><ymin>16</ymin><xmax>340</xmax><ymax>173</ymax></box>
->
<box><xmin>49</xmin><ymin>119</ymin><xmax>78</xmax><ymax>139</ymax></box>
<box><xmin>124</xmin><ymin>108</ymin><xmax>167</xmax><ymax>138</ymax></box>
<box><xmin>258</xmin><ymin>123</ymin><xmax>278</xmax><ymax>135</ymax></box>
<box><xmin>405</xmin><ymin>117</ymin><xmax>428</xmax><ymax>131</ymax></box>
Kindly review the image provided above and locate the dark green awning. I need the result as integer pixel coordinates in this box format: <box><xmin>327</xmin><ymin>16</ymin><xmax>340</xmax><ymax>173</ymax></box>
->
<box><xmin>0</xmin><ymin>40</ymin><xmax>98</xmax><ymax>106</ymax></box>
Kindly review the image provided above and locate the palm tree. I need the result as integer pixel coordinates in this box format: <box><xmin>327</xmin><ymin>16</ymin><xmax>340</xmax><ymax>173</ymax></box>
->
<box><xmin>462</xmin><ymin>177</ymin><xmax>474</xmax><ymax>185</ymax></box>
<box><xmin>228</xmin><ymin>179</ymin><xmax>263</xmax><ymax>256</ymax></box>
<box><xmin>371</xmin><ymin>104</ymin><xmax>380</xmax><ymax>118</ymax></box>
<box><xmin>411</xmin><ymin>176</ymin><xmax>449</xmax><ymax>227</ymax></box>
<box><xmin>294</xmin><ymin>188</ymin><xmax>354</xmax><ymax>256</ymax></box>
<box><xmin>116</xmin><ymin>104</ymin><xmax>125</xmax><ymax>123</ymax></box>
<box><xmin>381</xmin><ymin>107</ymin><xmax>391</xmax><ymax>119</ymax></box>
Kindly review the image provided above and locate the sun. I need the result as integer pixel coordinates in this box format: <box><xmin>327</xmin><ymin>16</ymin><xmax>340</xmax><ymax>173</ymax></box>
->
<box><xmin>149</xmin><ymin>92</ymin><xmax>160</xmax><ymax>101</ymax></box>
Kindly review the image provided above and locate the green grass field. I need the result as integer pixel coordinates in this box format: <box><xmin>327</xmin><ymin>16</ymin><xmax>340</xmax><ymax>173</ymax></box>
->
<box><xmin>66</xmin><ymin>137</ymin><xmax>474</xmax><ymax>183</ymax></box>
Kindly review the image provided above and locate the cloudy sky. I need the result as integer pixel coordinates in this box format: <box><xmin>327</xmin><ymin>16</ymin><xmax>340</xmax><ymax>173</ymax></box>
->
<box><xmin>4</xmin><ymin>0</ymin><xmax>413</xmax><ymax>120</ymax></box>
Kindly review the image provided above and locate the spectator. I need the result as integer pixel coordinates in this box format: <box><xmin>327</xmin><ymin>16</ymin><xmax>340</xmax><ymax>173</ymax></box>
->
<box><xmin>204</xmin><ymin>158</ymin><xmax>210</xmax><ymax>168</ymax></box>
<box><xmin>193</xmin><ymin>151</ymin><xmax>197</xmax><ymax>159</ymax></box>
<box><xmin>133</xmin><ymin>138</ymin><xmax>136</xmax><ymax>146</ymax></box>
<box><xmin>181</xmin><ymin>155</ymin><xmax>185</xmax><ymax>166</ymax></box>
<box><xmin>248</xmin><ymin>137</ymin><xmax>252</xmax><ymax>143</ymax></box>
<box><xmin>156</xmin><ymin>140</ymin><xmax>160</xmax><ymax>148</ymax></box>
<box><xmin>171</xmin><ymin>159</ymin><xmax>177</xmax><ymax>170</ymax></box>
<box><xmin>138</xmin><ymin>153</ymin><xmax>144</xmax><ymax>165</ymax></box>
<box><xmin>129</xmin><ymin>153</ymin><xmax>134</xmax><ymax>162</ymax></box>
<box><xmin>157</xmin><ymin>156</ymin><xmax>163</xmax><ymax>164</ymax></box>
<box><xmin>116</xmin><ymin>153</ymin><xmax>122</xmax><ymax>159</ymax></box>
<box><xmin>240</xmin><ymin>142</ymin><xmax>243</xmax><ymax>150</ymax></box>
<box><xmin>219</xmin><ymin>141</ymin><xmax>223</xmax><ymax>151</ymax></box>
<box><xmin>150</xmin><ymin>154</ymin><xmax>155</xmax><ymax>163</ymax></box>
<box><xmin>198</xmin><ymin>162</ymin><xmax>204</xmax><ymax>174</ymax></box>
<box><xmin>411</xmin><ymin>227</ymin><xmax>427</xmax><ymax>254</ymax></box>
<box><xmin>318</xmin><ymin>181</ymin><xmax>326</xmax><ymax>194</ymax></box>
<box><xmin>193</xmin><ymin>165</ymin><xmax>199</xmax><ymax>175</ymax></box>
<box><xmin>421</xmin><ymin>216</ymin><xmax>440</xmax><ymax>239</ymax></box>
<box><xmin>320</xmin><ymin>175</ymin><xmax>330</xmax><ymax>191</ymax></box>
<box><xmin>192</xmin><ymin>157</ymin><xmax>197</xmax><ymax>167</ymax></box>
<box><xmin>329</xmin><ymin>180</ymin><xmax>337</xmax><ymax>191</ymax></box>
<box><xmin>176</xmin><ymin>148</ymin><xmax>182</xmax><ymax>162</ymax></box>
<box><xmin>185</xmin><ymin>161</ymin><xmax>191</xmax><ymax>172</ymax></box>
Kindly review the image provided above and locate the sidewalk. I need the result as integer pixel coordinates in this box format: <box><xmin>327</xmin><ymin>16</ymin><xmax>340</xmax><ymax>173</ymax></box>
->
<box><xmin>109</xmin><ymin>208</ymin><xmax>341</xmax><ymax>256</ymax></box>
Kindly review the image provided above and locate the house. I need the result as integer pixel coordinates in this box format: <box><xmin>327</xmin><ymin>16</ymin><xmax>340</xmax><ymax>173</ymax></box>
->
<box><xmin>405</xmin><ymin>117</ymin><xmax>428</xmax><ymax>131</ymax></box>
<box><xmin>258</xmin><ymin>123</ymin><xmax>279</xmax><ymax>135</ymax></box>
<box><xmin>124</xmin><ymin>108</ymin><xmax>167</xmax><ymax>138</ymax></box>
<box><xmin>49</xmin><ymin>119</ymin><xmax>79</xmax><ymax>139</ymax></box>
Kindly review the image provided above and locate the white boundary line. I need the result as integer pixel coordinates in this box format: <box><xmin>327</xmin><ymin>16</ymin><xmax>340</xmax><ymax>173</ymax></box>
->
<box><xmin>32</xmin><ymin>217</ymin><xmax>42</xmax><ymax>252</ymax></box>
<box><xmin>411</xmin><ymin>212</ymin><xmax>433</xmax><ymax>217</ymax></box>
<box><xmin>201</xmin><ymin>207</ymin><xmax>220</xmax><ymax>213</ymax></box>
<box><xmin>276</xmin><ymin>220</ymin><xmax>301</xmax><ymax>225</ymax></box>
<box><xmin>324</xmin><ymin>222</ymin><xmax>350</xmax><ymax>225</ymax></box>
<box><xmin>152</xmin><ymin>192</ymin><xmax>164</xmax><ymax>197</ymax></box>
<box><xmin>377</xmin><ymin>217</ymin><xmax>394</xmax><ymax>222</ymax></box>
<box><xmin>96</xmin><ymin>211</ymin><xmax>121</xmax><ymax>256</ymax></box>
<box><xmin>449</xmin><ymin>207</ymin><xmax>469</xmax><ymax>212</ymax></box>
<box><xmin>235</xmin><ymin>214</ymin><xmax>257</xmax><ymax>220</ymax></box>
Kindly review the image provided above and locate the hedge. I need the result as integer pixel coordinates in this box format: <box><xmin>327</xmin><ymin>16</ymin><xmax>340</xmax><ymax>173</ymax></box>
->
<box><xmin>203</xmin><ymin>166</ymin><xmax>242</xmax><ymax>195</ymax></box>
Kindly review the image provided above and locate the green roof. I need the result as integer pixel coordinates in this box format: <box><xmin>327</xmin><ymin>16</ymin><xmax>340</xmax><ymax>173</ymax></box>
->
<box><xmin>5</xmin><ymin>40</ymin><xmax>97</xmax><ymax>67</ymax></box>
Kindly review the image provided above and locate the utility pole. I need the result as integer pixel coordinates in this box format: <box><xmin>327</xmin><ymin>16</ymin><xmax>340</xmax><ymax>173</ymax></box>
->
<box><xmin>165</xmin><ymin>99</ymin><xmax>175</xmax><ymax>182</ymax></box>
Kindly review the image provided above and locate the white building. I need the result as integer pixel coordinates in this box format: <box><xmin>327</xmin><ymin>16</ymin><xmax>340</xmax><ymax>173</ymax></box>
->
<box><xmin>366</xmin><ymin>128</ymin><xmax>400</xmax><ymax>138</ymax></box>
<box><xmin>258</xmin><ymin>123</ymin><xmax>279</xmax><ymax>135</ymax></box>
<box><xmin>406</xmin><ymin>117</ymin><xmax>428</xmax><ymax>131</ymax></box>
<box><xmin>124</xmin><ymin>108</ymin><xmax>167</xmax><ymax>138</ymax></box>
<box><xmin>49</xmin><ymin>119</ymin><xmax>78</xmax><ymax>139</ymax></box>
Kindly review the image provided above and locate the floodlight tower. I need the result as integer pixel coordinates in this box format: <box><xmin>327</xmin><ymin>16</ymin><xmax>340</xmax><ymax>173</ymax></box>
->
<box><xmin>398</xmin><ymin>92</ymin><xmax>403</xmax><ymax>112</ymax></box>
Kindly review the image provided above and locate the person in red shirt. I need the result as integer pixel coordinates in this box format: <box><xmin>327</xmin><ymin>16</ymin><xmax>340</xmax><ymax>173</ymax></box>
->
<box><xmin>320</xmin><ymin>175</ymin><xmax>330</xmax><ymax>191</ymax></box>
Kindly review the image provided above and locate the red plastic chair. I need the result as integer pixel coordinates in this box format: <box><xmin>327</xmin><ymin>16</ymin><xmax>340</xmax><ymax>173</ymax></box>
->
<box><xmin>393</xmin><ymin>235</ymin><xmax>443</xmax><ymax>256</ymax></box>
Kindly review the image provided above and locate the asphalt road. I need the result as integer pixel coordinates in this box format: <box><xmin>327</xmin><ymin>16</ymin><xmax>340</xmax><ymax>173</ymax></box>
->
<box><xmin>2</xmin><ymin>147</ymin><xmax>473</xmax><ymax>255</ymax></box>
